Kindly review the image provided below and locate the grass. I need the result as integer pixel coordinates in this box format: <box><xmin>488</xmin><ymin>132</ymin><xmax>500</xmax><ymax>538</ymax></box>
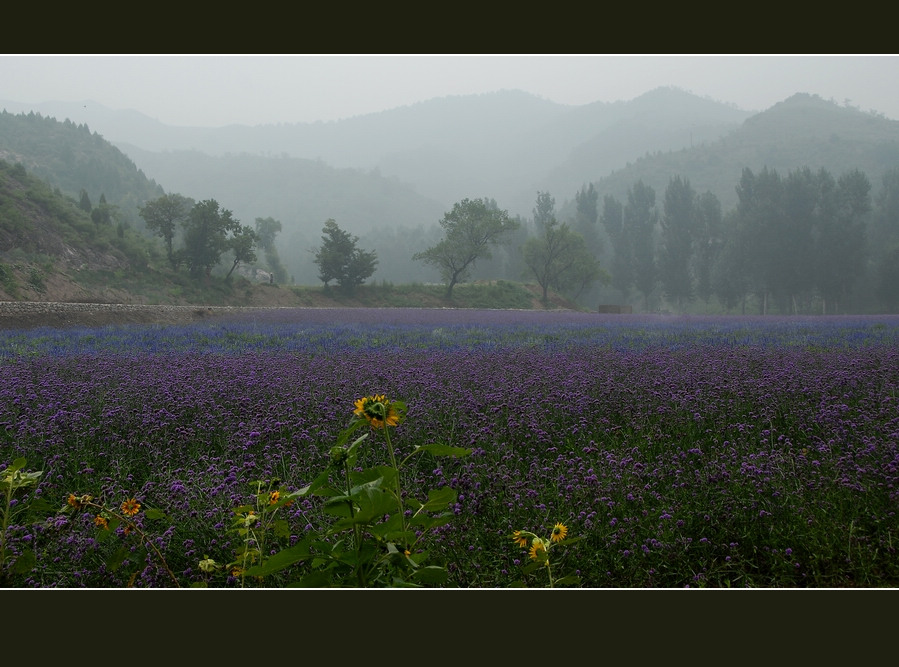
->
<box><xmin>0</xmin><ymin>311</ymin><xmax>897</xmax><ymax>587</ymax></box>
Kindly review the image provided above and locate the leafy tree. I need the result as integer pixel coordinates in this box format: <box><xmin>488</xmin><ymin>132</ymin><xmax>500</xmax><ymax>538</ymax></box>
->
<box><xmin>313</xmin><ymin>219</ymin><xmax>378</xmax><ymax>294</ymax></box>
<box><xmin>412</xmin><ymin>198</ymin><xmax>519</xmax><ymax>300</ymax></box>
<box><xmin>139</xmin><ymin>193</ymin><xmax>191</xmax><ymax>268</ymax></box>
<box><xmin>600</xmin><ymin>194</ymin><xmax>633</xmax><ymax>298</ymax></box>
<box><xmin>870</xmin><ymin>168</ymin><xmax>899</xmax><ymax>311</ymax></box>
<box><xmin>255</xmin><ymin>216</ymin><xmax>288</xmax><ymax>283</ymax></box>
<box><xmin>225</xmin><ymin>225</ymin><xmax>259</xmax><ymax>281</ymax></box>
<box><xmin>532</xmin><ymin>191</ymin><xmax>556</xmax><ymax>236</ymax></box>
<box><xmin>875</xmin><ymin>246</ymin><xmax>899</xmax><ymax>311</ymax></box>
<box><xmin>659</xmin><ymin>176</ymin><xmax>697</xmax><ymax>312</ymax></box>
<box><xmin>712</xmin><ymin>210</ymin><xmax>752</xmax><ymax>313</ymax></box>
<box><xmin>181</xmin><ymin>199</ymin><xmax>241</xmax><ymax>279</ymax></box>
<box><xmin>626</xmin><ymin>181</ymin><xmax>658</xmax><ymax>311</ymax></box>
<box><xmin>692</xmin><ymin>191</ymin><xmax>724</xmax><ymax>304</ymax></box>
<box><xmin>814</xmin><ymin>168</ymin><xmax>870</xmax><ymax>314</ymax></box>
<box><xmin>522</xmin><ymin>192</ymin><xmax>606</xmax><ymax>304</ymax></box>
<box><xmin>734</xmin><ymin>167</ymin><xmax>785</xmax><ymax>314</ymax></box>
<box><xmin>574</xmin><ymin>183</ymin><xmax>601</xmax><ymax>256</ymax></box>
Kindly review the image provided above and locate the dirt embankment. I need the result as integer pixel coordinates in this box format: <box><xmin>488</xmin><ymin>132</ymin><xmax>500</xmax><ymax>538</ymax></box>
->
<box><xmin>0</xmin><ymin>265</ymin><xmax>581</xmax><ymax>330</ymax></box>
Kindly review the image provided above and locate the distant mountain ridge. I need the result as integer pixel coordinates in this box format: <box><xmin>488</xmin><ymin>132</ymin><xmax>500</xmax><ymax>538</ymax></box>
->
<box><xmin>0</xmin><ymin>87</ymin><xmax>752</xmax><ymax>216</ymax></box>
<box><xmin>4</xmin><ymin>88</ymin><xmax>899</xmax><ymax>291</ymax></box>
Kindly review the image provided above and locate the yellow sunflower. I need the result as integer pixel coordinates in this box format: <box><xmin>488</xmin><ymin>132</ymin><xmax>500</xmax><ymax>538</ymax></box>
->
<box><xmin>353</xmin><ymin>394</ymin><xmax>401</xmax><ymax>428</ymax></box>
<box><xmin>67</xmin><ymin>493</ymin><xmax>92</xmax><ymax>510</ymax></box>
<box><xmin>94</xmin><ymin>515</ymin><xmax>109</xmax><ymax>530</ymax></box>
<box><xmin>550</xmin><ymin>522</ymin><xmax>568</xmax><ymax>543</ymax></box>
<box><xmin>121</xmin><ymin>498</ymin><xmax>141</xmax><ymax>517</ymax></box>
<box><xmin>512</xmin><ymin>530</ymin><xmax>529</xmax><ymax>548</ymax></box>
<box><xmin>529</xmin><ymin>538</ymin><xmax>547</xmax><ymax>561</ymax></box>
<box><xmin>268</xmin><ymin>491</ymin><xmax>281</xmax><ymax>505</ymax></box>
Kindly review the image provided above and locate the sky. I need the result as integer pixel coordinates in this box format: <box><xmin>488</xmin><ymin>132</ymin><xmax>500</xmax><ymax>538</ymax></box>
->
<box><xmin>2</xmin><ymin>54</ymin><xmax>899</xmax><ymax>127</ymax></box>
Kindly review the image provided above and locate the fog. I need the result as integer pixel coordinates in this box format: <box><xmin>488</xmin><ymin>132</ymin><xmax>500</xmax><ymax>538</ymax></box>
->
<box><xmin>3</xmin><ymin>55</ymin><xmax>899</xmax><ymax>127</ymax></box>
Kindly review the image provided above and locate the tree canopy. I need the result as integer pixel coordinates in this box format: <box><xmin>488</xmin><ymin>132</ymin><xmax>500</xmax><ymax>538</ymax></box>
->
<box><xmin>313</xmin><ymin>219</ymin><xmax>378</xmax><ymax>294</ymax></box>
<box><xmin>522</xmin><ymin>192</ymin><xmax>607</xmax><ymax>304</ymax></box>
<box><xmin>413</xmin><ymin>198</ymin><xmax>519</xmax><ymax>300</ymax></box>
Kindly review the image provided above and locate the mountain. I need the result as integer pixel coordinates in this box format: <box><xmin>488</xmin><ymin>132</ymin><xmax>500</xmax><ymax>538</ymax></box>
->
<box><xmin>1</xmin><ymin>88</ymin><xmax>752</xmax><ymax>218</ymax></box>
<box><xmin>570</xmin><ymin>93</ymin><xmax>899</xmax><ymax>216</ymax></box>
<box><xmin>4</xmin><ymin>89</ymin><xmax>898</xmax><ymax>311</ymax></box>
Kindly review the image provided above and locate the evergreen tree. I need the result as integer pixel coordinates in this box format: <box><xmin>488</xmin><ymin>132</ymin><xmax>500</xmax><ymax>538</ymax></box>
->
<box><xmin>78</xmin><ymin>189</ymin><xmax>92</xmax><ymax>213</ymax></box>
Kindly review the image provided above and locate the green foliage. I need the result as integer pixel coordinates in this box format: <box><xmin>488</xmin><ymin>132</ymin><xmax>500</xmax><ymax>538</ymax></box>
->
<box><xmin>523</xmin><ymin>192</ymin><xmax>607</xmax><ymax>304</ymax></box>
<box><xmin>254</xmin><ymin>216</ymin><xmax>288</xmax><ymax>283</ymax></box>
<box><xmin>0</xmin><ymin>110</ymin><xmax>165</xmax><ymax>230</ymax></box>
<box><xmin>139</xmin><ymin>193</ymin><xmax>191</xmax><ymax>268</ymax></box>
<box><xmin>413</xmin><ymin>198</ymin><xmax>520</xmax><ymax>300</ymax></box>
<box><xmin>0</xmin><ymin>459</ymin><xmax>44</xmax><ymax>584</ymax></box>
<box><xmin>181</xmin><ymin>199</ymin><xmax>243</xmax><ymax>279</ymax></box>
<box><xmin>313</xmin><ymin>219</ymin><xmax>378</xmax><ymax>295</ymax></box>
<box><xmin>188</xmin><ymin>395</ymin><xmax>471</xmax><ymax>588</ymax></box>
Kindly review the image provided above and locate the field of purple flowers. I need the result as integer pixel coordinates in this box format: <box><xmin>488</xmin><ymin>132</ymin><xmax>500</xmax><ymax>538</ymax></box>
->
<box><xmin>1</xmin><ymin>308</ymin><xmax>898</xmax><ymax>588</ymax></box>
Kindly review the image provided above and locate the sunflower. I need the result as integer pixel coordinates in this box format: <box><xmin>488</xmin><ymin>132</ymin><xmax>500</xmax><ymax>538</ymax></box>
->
<box><xmin>268</xmin><ymin>490</ymin><xmax>281</xmax><ymax>505</ymax></box>
<box><xmin>353</xmin><ymin>394</ymin><xmax>401</xmax><ymax>429</ymax></box>
<box><xmin>67</xmin><ymin>493</ymin><xmax>92</xmax><ymax>510</ymax></box>
<box><xmin>512</xmin><ymin>530</ymin><xmax>530</xmax><ymax>548</ymax></box>
<box><xmin>121</xmin><ymin>498</ymin><xmax>141</xmax><ymax>517</ymax></box>
<box><xmin>529</xmin><ymin>538</ymin><xmax>547</xmax><ymax>561</ymax></box>
<box><xmin>550</xmin><ymin>522</ymin><xmax>568</xmax><ymax>543</ymax></box>
<box><xmin>94</xmin><ymin>515</ymin><xmax>109</xmax><ymax>530</ymax></box>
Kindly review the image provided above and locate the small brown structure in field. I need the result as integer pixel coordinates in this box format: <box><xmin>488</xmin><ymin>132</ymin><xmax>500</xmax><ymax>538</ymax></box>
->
<box><xmin>597</xmin><ymin>304</ymin><xmax>632</xmax><ymax>314</ymax></box>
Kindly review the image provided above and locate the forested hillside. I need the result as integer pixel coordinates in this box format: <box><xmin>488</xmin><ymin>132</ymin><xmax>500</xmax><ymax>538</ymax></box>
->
<box><xmin>0</xmin><ymin>111</ymin><xmax>164</xmax><ymax>231</ymax></box>
<box><xmin>573</xmin><ymin>94</ymin><xmax>899</xmax><ymax>215</ymax></box>
<box><xmin>1</xmin><ymin>90</ymin><xmax>898</xmax><ymax>315</ymax></box>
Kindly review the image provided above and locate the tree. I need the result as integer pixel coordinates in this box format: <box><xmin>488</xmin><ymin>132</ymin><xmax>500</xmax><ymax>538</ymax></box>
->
<box><xmin>313</xmin><ymin>219</ymin><xmax>378</xmax><ymax>294</ymax></box>
<box><xmin>692</xmin><ymin>191</ymin><xmax>724</xmax><ymax>305</ymax></box>
<box><xmin>181</xmin><ymin>199</ymin><xmax>241</xmax><ymax>279</ymax></box>
<box><xmin>90</xmin><ymin>193</ymin><xmax>114</xmax><ymax>227</ymax></box>
<box><xmin>78</xmin><ymin>189</ymin><xmax>92</xmax><ymax>213</ymax></box>
<box><xmin>225</xmin><ymin>225</ymin><xmax>259</xmax><ymax>281</ymax></box>
<box><xmin>532</xmin><ymin>191</ymin><xmax>556</xmax><ymax>236</ymax></box>
<box><xmin>659</xmin><ymin>176</ymin><xmax>697</xmax><ymax>312</ymax></box>
<box><xmin>139</xmin><ymin>193</ymin><xmax>191</xmax><ymax>268</ymax></box>
<box><xmin>734</xmin><ymin>167</ymin><xmax>785</xmax><ymax>314</ymax></box>
<box><xmin>601</xmin><ymin>194</ymin><xmax>633</xmax><ymax>298</ymax></box>
<box><xmin>255</xmin><ymin>216</ymin><xmax>288</xmax><ymax>283</ymax></box>
<box><xmin>626</xmin><ymin>181</ymin><xmax>658</xmax><ymax>311</ymax></box>
<box><xmin>870</xmin><ymin>168</ymin><xmax>899</xmax><ymax>311</ymax></box>
<box><xmin>814</xmin><ymin>168</ymin><xmax>871</xmax><ymax>314</ymax></box>
<box><xmin>412</xmin><ymin>198</ymin><xmax>519</xmax><ymax>300</ymax></box>
<box><xmin>522</xmin><ymin>192</ymin><xmax>606</xmax><ymax>305</ymax></box>
<box><xmin>574</xmin><ymin>183</ymin><xmax>601</xmax><ymax>256</ymax></box>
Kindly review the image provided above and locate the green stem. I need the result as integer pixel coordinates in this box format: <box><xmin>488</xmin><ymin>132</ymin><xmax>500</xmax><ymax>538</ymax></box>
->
<box><xmin>0</xmin><ymin>488</ymin><xmax>11</xmax><ymax>577</ymax></box>
<box><xmin>342</xmin><ymin>459</ymin><xmax>365</xmax><ymax>587</ymax></box>
<box><xmin>88</xmin><ymin>501</ymin><xmax>181</xmax><ymax>588</ymax></box>
<box><xmin>382</xmin><ymin>426</ymin><xmax>407</xmax><ymax>546</ymax></box>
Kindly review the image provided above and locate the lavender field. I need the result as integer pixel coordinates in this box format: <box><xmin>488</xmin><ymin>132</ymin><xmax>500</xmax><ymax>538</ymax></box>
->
<box><xmin>2</xmin><ymin>308</ymin><xmax>898</xmax><ymax>588</ymax></box>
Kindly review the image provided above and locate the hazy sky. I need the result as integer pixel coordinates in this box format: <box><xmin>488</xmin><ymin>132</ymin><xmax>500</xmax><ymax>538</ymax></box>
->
<box><xmin>3</xmin><ymin>54</ymin><xmax>898</xmax><ymax>126</ymax></box>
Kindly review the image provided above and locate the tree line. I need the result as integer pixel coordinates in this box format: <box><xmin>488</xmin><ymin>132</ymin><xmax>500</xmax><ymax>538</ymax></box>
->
<box><xmin>594</xmin><ymin>165</ymin><xmax>896</xmax><ymax>314</ymax></box>
<box><xmin>137</xmin><ymin>163</ymin><xmax>899</xmax><ymax>314</ymax></box>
